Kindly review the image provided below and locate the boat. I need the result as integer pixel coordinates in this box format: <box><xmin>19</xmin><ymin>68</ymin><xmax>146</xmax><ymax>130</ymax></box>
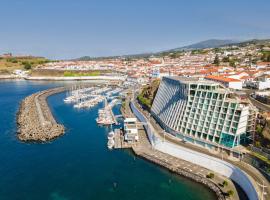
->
<box><xmin>107</xmin><ymin>130</ymin><xmax>115</xmax><ymax>139</ymax></box>
<box><xmin>107</xmin><ymin>138</ymin><xmax>114</xmax><ymax>149</ymax></box>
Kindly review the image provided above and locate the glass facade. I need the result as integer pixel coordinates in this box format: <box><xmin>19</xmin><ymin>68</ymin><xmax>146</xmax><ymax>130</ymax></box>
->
<box><xmin>151</xmin><ymin>77</ymin><xmax>257</xmax><ymax>149</ymax></box>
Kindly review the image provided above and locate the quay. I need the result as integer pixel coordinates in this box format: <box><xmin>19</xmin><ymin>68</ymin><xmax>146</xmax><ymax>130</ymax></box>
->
<box><xmin>17</xmin><ymin>87</ymin><xmax>66</xmax><ymax>141</ymax></box>
<box><xmin>117</xmin><ymin>96</ymin><xmax>228</xmax><ymax>200</ymax></box>
<box><xmin>113</xmin><ymin>129</ymin><xmax>132</xmax><ymax>149</ymax></box>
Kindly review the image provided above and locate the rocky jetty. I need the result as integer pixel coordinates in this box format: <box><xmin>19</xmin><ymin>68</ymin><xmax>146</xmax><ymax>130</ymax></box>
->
<box><xmin>17</xmin><ymin>87</ymin><xmax>66</xmax><ymax>142</ymax></box>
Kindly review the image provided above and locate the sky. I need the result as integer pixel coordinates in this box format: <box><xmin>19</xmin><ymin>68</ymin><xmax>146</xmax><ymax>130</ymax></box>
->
<box><xmin>0</xmin><ymin>0</ymin><xmax>270</xmax><ymax>59</ymax></box>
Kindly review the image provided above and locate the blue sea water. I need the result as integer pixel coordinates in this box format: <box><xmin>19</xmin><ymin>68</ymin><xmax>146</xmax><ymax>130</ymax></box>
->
<box><xmin>0</xmin><ymin>80</ymin><xmax>216</xmax><ymax>200</ymax></box>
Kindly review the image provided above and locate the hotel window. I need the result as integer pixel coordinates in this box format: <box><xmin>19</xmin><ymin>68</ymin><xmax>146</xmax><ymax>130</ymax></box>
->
<box><xmin>191</xmin><ymin>84</ymin><xmax>197</xmax><ymax>89</ymax></box>
<box><xmin>235</xmin><ymin>110</ymin><xmax>241</xmax><ymax>115</ymax></box>
<box><xmin>202</xmin><ymin>92</ymin><xmax>207</xmax><ymax>97</ymax></box>
<box><xmin>234</xmin><ymin>116</ymin><xmax>240</xmax><ymax>121</ymax></box>
<box><xmin>218</xmin><ymin>94</ymin><xmax>224</xmax><ymax>100</ymax></box>
<box><xmin>230</xmin><ymin>103</ymin><xmax>236</xmax><ymax>109</ymax></box>
<box><xmin>209</xmin><ymin>135</ymin><xmax>213</xmax><ymax>141</ymax></box>
<box><xmin>199</xmin><ymin>85</ymin><xmax>205</xmax><ymax>90</ymax></box>
<box><xmin>213</xmin><ymin>93</ymin><xmax>218</xmax><ymax>99</ymax></box>
<box><xmin>190</xmin><ymin>90</ymin><xmax>195</xmax><ymax>96</ymax></box>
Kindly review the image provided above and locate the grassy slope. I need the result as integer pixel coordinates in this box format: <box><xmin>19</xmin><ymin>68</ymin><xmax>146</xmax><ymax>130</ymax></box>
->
<box><xmin>138</xmin><ymin>79</ymin><xmax>160</xmax><ymax>109</ymax></box>
<box><xmin>0</xmin><ymin>57</ymin><xmax>49</xmax><ymax>74</ymax></box>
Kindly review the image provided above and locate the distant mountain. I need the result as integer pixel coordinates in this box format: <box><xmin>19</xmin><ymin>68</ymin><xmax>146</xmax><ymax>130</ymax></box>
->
<box><xmin>167</xmin><ymin>39</ymin><xmax>240</xmax><ymax>52</ymax></box>
<box><xmin>75</xmin><ymin>38</ymin><xmax>270</xmax><ymax>60</ymax></box>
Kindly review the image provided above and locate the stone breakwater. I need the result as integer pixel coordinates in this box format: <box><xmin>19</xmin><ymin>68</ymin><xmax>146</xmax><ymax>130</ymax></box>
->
<box><xmin>17</xmin><ymin>87</ymin><xmax>66</xmax><ymax>142</ymax></box>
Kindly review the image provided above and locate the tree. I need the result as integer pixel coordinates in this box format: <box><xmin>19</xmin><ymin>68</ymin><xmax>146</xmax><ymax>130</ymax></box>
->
<box><xmin>267</xmin><ymin>54</ymin><xmax>270</xmax><ymax>62</ymax></box>
<box><xmin>23</xmin><ymin>62</ymin><xmax>32</xmax><ymax>70</ymax></box>
<box><xmin>256</xmin><ymin>125</ymin><xmax>263</xmax><ymax>135</ymax></box>
<box><xmin>222</xmin><ymin>56</ymin><xmax>230</xmax><ymax>62</ymax></box>
<box><xmin>226</xmin><ymin>190</ymin><xmax>234</xmax><ymax>196</ymax></box>
<box><xmin>229</xmin><ymin>60</ymin><xmax>236</xmax><ymax>68</ymax></box>
<box><xmin>206</xmin><ymin>173</ymin><xmax>215</xmax><ymax>179</ymax></box>
<box><xmin>213</xmin><ymin>55</ymin><xmax>220</xmax><ymax>66</ymax></box>
<box><xmin>222</xmin><ymin>180</ymin><xmax>228</xmax><ymax>187</ymax></box>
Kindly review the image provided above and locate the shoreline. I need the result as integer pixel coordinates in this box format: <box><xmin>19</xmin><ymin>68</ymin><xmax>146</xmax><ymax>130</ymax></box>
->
<box><xmin>132</xmin><ymin>148</ymin><xmax>225</xmax><ymax>200</ymax></box>
<box><xmin>120</xmin><ymin>97</ymin><xmax>226</xmax><ymax>200</ymax></box>
<box><xmin>17</xmin><ymin>87</ymin><xmax>66</xmax><ymax>142</ymax></box>
<box><xmin>0</xmin><ymin>75</ymin><xmax>126</xmax><ymax>81</ymax></box>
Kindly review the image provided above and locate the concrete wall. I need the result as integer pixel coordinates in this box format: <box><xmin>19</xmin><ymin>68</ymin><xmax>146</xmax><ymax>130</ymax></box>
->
<box><xmin>155</xmin><ymin>141</ymin><xmax>258</xmax><ymax>200</ymax></box>
<box><xmin>130</xmin><ymin>101</ymin><xmax>259</xmax><ymax>200</ymax></box>
<box><xmin>229</xmin><ymin>81</ymin><xmax>243</xmax><ymax>90</ymax></box>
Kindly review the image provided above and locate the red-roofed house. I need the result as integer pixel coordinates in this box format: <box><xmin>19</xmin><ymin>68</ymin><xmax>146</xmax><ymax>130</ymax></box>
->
<box><xmin>257</xmin><ymin>62</ymin><xmax>270</xmax><ymax>69</ymax></box>
<box><xmin>205</xmin><ymin>75</ymin><xmax>242</xmax><ymax>89</ymax></box>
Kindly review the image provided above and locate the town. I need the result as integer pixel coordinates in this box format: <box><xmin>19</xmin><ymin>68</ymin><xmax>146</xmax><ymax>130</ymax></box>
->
<box><xmin>2</xmin><ymin>39</ymin><xmax>270</xmax><ymax>200</ymax></box>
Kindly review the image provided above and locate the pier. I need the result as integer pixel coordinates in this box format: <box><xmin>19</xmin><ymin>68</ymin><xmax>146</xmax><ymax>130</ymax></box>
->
<box><xmin>97</xmin><ymin>98</ymin><xmax>119</xmax><ymax>125</ymax></box>
<box><xmin>113</xmin><ymin>129</ymin><xmax>132</xmax><ymax>149</ymax></box>
<box><xmin>17</xmin><ymin>87</ymin><xmax>66</xmax><ymax>141</ymax></box>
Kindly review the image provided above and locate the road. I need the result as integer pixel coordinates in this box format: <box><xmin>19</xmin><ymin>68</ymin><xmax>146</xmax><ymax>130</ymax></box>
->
<box><xmin>133</xmin><ymin>99</ymin><xmax>270</xmax><ymax>200</ymax></box>
<box><xmin>243</xmin><ymin>89</ymin><xmax>270</xmax><ymax>112</ymax></box>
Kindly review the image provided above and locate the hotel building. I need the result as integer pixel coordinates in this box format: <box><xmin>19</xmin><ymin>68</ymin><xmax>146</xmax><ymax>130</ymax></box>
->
<box><xmin>151</xmin><ymin>77</ymin><xmax>257</xmax><ymax>149</ymax></box>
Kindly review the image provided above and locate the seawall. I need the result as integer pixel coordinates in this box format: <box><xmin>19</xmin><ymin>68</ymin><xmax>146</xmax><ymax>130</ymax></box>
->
<box><xmin>129</xmin><ymin>101</ymin><xmax>260</xmax><ymax>200</ymax></box>
<box><xmin>17</xmin><ymin>87</ymin><xmax>66</xmax><ymax>142</ymax></box>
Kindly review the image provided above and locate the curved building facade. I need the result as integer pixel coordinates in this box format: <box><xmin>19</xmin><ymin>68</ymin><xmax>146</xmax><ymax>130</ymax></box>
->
<box><xmin>151</xmin><ymin>77</ymin><xmax>257</xmax><ymax>149</ymax></box>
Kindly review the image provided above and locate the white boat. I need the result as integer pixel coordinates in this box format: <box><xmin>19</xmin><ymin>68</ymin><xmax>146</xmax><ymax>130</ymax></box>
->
<box><xmin>107</xmin><ymin>131</ymin><xmax>115</xmax><ymax>139</ymax></box>
<box><xmin>107</xmin><ymin>138</ymin><xmax>114</xmax><ymax>149</ymax></box>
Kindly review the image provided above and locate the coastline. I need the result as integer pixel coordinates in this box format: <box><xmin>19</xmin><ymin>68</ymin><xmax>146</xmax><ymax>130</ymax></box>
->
<box><xmin>120</xmin><ymin>97</ymin><xmax>226</xmax><ymax>200</ymax></box>
<box><xmin>15</xmin><ymin>84</ymin><xmax>224</xmax><ymax>199</ymax></box>
<box><xmin>17</xmin><ymin>87</ymin><xmax>66</xmax><ymax>142</ymax></box>
<box><xmin>133</xmin><ymin>148</ymin><xmax>225</xmax><ymax>200</ymax></box>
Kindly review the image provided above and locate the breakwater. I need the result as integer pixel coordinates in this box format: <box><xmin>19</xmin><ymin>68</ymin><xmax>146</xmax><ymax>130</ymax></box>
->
<box><xmin>17</xmin><ymin>87</ymin><xmax>66</xmax><ymax>141</ymax></box>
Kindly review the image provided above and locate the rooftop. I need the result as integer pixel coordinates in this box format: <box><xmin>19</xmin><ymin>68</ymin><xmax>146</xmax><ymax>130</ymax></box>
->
<box><xmin>124</xmin><ymin>118</ymin><xmax>137</xmax><ymax>123</ymax></box>
<box><xmin>205</xmin><ymin>75</ymin><xmax>241</xmax><ymax>83</ymax></box>
<box><xmin>165</xmin><ymin>76</ymin><xmax>219</xmax><ymax>85</ymax></box>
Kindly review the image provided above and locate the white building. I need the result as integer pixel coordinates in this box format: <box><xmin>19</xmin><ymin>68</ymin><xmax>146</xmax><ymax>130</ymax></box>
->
<box><xmin>124</xmin><ymin>118</ymin><xmax>139</xmax><ymax>142</ymax></box>
<box><xmin>253</xmin><ymin>75</ymin><xmax>270</xmax><ymax>90</ymax></box>
<box><xmin>205</xmin><ymin>75</ymin><xmax>243</xmax><ymax>90</ymax></box>
<box><xmin>151</xmin><ymin>76</ymin><xmax>257</xmax><ymax>149</ymax></box>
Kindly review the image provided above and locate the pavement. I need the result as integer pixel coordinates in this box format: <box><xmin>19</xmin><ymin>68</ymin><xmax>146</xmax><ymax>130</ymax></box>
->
<box><xmin>121</xmin><ymin>96</ymin><xmax>240</xmax><ymax>200</ymax></box>
<box><xmin>133</xmin><ymin>99</ymin><xmax>270</xmax><ymax>200</ymax></box>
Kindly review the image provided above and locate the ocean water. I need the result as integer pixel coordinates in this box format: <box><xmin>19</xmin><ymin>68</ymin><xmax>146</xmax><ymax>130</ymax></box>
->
<box><xmin>0</xmin><ymin>80</ymin><xmax>216</xmax><ymax>200</ymax></box>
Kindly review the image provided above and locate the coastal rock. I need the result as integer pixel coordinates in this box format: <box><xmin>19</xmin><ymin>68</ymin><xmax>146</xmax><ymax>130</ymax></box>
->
<box><xmin>17</xmin><ymin>87</ymin><xmax>66</xmax><ymax>142</ymax></box>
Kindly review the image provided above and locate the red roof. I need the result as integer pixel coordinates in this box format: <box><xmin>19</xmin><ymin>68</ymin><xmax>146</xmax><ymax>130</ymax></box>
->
<box><xmin>257</xmin><ymin>62</ymin><xmax>270</xmax><ymax>66</ymax></box>
<box><xmin>205</xmin><ymin>75</ymin><xmax>241</xmax><ymax>83</ymax></box>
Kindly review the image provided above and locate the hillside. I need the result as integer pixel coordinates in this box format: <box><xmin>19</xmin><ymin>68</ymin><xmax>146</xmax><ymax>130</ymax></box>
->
<box><xmin>167</xmin><ymin>39</ymin><xmax>238</xmax><ymax>52</ymax></box>
<box><xmin>0</xmin><ymin>56</ymin><xmax>50</xmax><ymax>74</ymax></box>
<box><xmin>137</xmin><ymin>79</ymin><xmax>160</xmax><ymax>110</ymax></box>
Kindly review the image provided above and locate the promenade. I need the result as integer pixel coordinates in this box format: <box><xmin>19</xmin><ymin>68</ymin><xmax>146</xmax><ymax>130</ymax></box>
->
<box><xmin>119</xmin><ymin>96</ymin><xmax>240</xmax><ymax>200</ymax></box>
<box><xmin>130</xmin><ymin>96</ymin><xmax>270</xmax><ymax>200</ymax></box>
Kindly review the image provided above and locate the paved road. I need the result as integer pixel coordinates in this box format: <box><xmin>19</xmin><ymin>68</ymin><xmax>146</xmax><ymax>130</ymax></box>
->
<box><xmin>243</xmin><ymin>89</ymin><xmax>270</xmax><ymax>112</ymax></box>
<box><xmin>134</xmin><ymin>100</ymin><xmax>270</xmax><ymax>200</ymax></box>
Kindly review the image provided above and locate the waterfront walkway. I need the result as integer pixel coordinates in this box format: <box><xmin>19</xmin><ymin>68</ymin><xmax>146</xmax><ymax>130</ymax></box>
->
<box><xmin>131</xmin><ymin>98</ymin><xmax>270</xmax><ymax>200</ymax></box>
<box><xmin>119</xmin><ymin>95</ymin><xmax>241</xmax><ymax>200</ymax></box>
